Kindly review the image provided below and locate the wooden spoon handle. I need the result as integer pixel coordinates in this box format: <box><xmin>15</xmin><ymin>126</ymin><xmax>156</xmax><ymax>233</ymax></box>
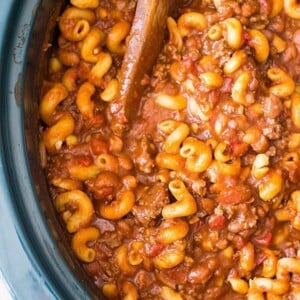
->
<box><xmin>110</xmin><ymin>0</ymin><xmax>177</xmax><ymax>135</ymax></box>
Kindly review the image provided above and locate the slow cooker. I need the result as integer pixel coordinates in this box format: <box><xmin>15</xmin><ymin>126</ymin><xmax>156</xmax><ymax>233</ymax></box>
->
<box><xmin>0</xmin><ymin>1</ymin><xmax>101</xmax><ymax>299</ymax></box>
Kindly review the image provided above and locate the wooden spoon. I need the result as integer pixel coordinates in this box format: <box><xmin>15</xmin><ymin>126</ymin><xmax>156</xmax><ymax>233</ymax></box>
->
<box><xmin>109</xmin><ymin>0</ymin><xmax>177</xmax><ymax>135</ymax></box>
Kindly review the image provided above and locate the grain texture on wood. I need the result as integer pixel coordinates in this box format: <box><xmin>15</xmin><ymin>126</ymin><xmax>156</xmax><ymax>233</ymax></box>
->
<box><xmin>110</xmin><ymin>0</ymin><xmax>177</xmax><ymax>135</ymax></box>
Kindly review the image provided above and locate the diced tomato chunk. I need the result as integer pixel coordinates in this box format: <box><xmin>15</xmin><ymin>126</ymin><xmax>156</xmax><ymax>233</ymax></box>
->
<box><xmin>229</xmin><ymin>140</ymin><xmax>249</xmax><ymax>157</ymax></box>
<box><xmin>75</xmin><ymin>155</ymin><xmax>93</xmax><ymax>166</ymax></box>
<box><xmin>90</xmin><ymin>114</ymin><xmax>105</xmax><ymax>127</ymax></box>
<box><xmin>243</xmin><ymin>30</ymin><xmax>252</xmax><ymax>43</ymax></box>
<box><xmin>208</xmin><ymin>214</ymin><xmax>226</xmax><ymax>230</ymax></box>
<box><xmin>145</xmin><ymin>243</ymin><xmax>165</xmax><ymax>258</ymax></box>
<box><xmin>216</xmin><ymin>186</ymin><xmax>251</xmax><ymax>205</ymax></box>
<box><xmin>90</xmin><ymin>137</ymin><xmax>109</xmax><ymax>155</ymax></box>
<box><xmin>252</xmin><ymin>230</ymin><xmax>272</xmax><ymax>248</ymax></box>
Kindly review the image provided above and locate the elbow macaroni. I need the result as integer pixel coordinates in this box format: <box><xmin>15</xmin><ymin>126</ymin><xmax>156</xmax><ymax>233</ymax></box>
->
<box><xmin>153</xmin><ymin>241</ymin><xmax>186</xmax><ymax>269</ymax></box>
<box><xmin>200</xmin><ymin>72</ymin><xmax>223</xmax><ymax>89</ymax></box>
<box><xmin>71</xmin><ymin>0</ymin><xmax>99</xmax><ymax>9</ymax></box>
<box><xmin>259</xmin><ymin>169</ymin><xmax>283</xmax><ymax>201</ymax></box>
<box><xmin>283</xmin><ymin>0</ymin><xmax>300</xmax><ymax>19</ymax></box>
<box><xmin>71</xmin><ymin>227</ymin><xmax>100</xmax><ymax>262</ymax></box>
<box><xmin>42</xmin><ymin>112</ymin><xmax>75</xmax><ymax>153</ymax></box>
<box><xmin>156</xmin><ymin>219</ymin><xmax>189</xmax><ymax>245</ymax></box>
<box><xmin>122</xmin><ymin>281</ymin><xmax>138</xmax><ymax>300</ymax></box>
<box><xmin>76</xmin><ymin>82</ymin><xmax>95</xmax><ymax>118</ymax></box>
<box><xmin>106</xmin><ymin>21</ymin><xmax>131</xmax><ymax>55</ymax></box>
<box><xmin>223</xmin><ymin>50</ymin><xmax>247</xmax><ymax>74</ymax></box>
<box><xmin>267</xmin><ymin>67</ymin><xmax>295</xmax><ymax>97</ymax></box>
<box><xmin>39</xmin><ymin>1</ymin><xmax>300</xmax><ymax>298</ymax></box>
<box><xmin>89</xmin><ymin>52</ymin><xmax>113</xmax><ymax>87</ymax></box>
<box><xmin>100</xmin><ymin>78</ymin><xmax>120</xmax><ymax>102</ymax></box>
<box><xmin>167</xmin><ymin>17</ymin><xmax>183</xmax><ymax>51</ymax></box>
<box><xmin>291</xmin><ymin>92</ymin><xmax>300</xmax><ymax>128</ymax></box>
<box><xmin>99</xmin><ymin>190</ymin><xmax>135</xmax><ymax>220</ymax></box>
<box><xmin>177</xmin><ymin>12</ymin><xmax>207</xmax><ymax>37</ymax></box>
<box><xmin>161</xmin><ymin>121</ymin><xmax>190</xmax><ymax>154</ymax></box>
<box><xmin>222</xmin><ymin>18</ymin><xmax>243</xmax><ymax>50</ymax></box>
<box><xmin>81</xmin><ymin>27</ymin><xmax>105</xmax><ymax>63</ymax></box>
<box><xmin>161</xmin><ymin>286</ymin><xmax>183</xmax><ymax>300</ymax></box>
<box><xmin>59</xmin><ymin>7</ymin><xmax>96</xmax><ymax>41</ymax></box>
<box><xmin>248</xmin><ymin>29</ymin><xmax>270</xmax><ymax>63</ymax></box>
<box><xmin>155</xmin><ymin>93</ymin><xmax>187</xmax><ymax>110</ymax></box>
<box><xmin>240</xmin><ymin>242</ymin><xmax>255</xmax><ymax>272</ymax></box>
<box><xmin>58</xmin><ymin>49</ymin><xmax>80</xmax><ymax>67</ymax></box>
<box><xmin>270</xmin><ymin>0</ymin><xmax>283</xmax><ymax>17</ymax></box>
<box><xmin>39</xmin><ymin>83</ymin><xmax>68</xmax><ymax>125</ymax></box>
<box><xmin>180</xmin><ymin>137</ymin><xmax>212</xmax><ymax>173</ymax></box>
<box><xmin>162</xmin><ymin>180</ymin><xmax>197</xmax><ymax>219</ymax></box>
<box><xmin>62</xmin><ymin>68</ymin><xmax>78</xmax><ymax>92</ymax></box>
<box><xmin>55</xmin><ymin>190</ymin><xmax>94</xmax><ymax>233</ymax></box>
<box><xmin>232</xmin><ymin>71</ymin><xmax>253</xmax><ymax>106</ymax></box>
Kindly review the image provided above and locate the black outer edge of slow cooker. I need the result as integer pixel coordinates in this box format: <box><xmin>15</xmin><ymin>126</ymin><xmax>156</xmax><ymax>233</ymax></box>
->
<box><xmin>0</xmin><ymin>1</ymin><xmax>101</xmax><ymax>299</ymax></box>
